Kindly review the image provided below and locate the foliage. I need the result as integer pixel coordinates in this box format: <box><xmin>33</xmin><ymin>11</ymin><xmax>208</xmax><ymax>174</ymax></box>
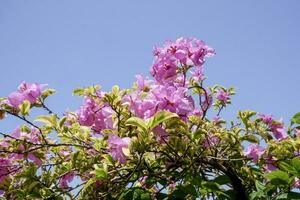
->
<box><xmin>0</xmin><ymin>37</ymin><xmax>299</xmax><ymax>199</ymax></box>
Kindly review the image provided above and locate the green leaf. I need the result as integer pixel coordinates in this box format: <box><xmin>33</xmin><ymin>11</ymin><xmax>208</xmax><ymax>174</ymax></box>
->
<box><xmin>118</xmin><ymin>188</ymin><xmax>151</xmax><ymax>200</ymax></box>
<box><xmin>19</xmin><ymin>100</ymin><xmax>31</xmax><ymax>116</ymax></box>
<box><xmin>112</xmin><ymin>85</ymin><xmax>120</xmax><ymax>94</ymax></box>
<box><xmin>148</xmin><ymin>110</ymin><xmax>178</xmax><ymax>130</ymax></box>
<box><xmin>71</xmin><ymin>151</ymin><xmax>80</xmax><ymax>169</ymax></box>
<box><xmin>193</xmin><ymin>129</ymin><xmax>207</xmax><ymax>140</ymax></box>
<box><xmin>94</xmin><ymin>164</ymin><xmax>108</xmax><ymax>180</ymax></box>
<box><xmin>34</xmin><ymin>115</ymin><xmax>56</xmax><ymax>126</ymax></box>
<box><xmin>241</xmin><ymin>134</ymin><xmax>259</xmax><ymax>143</ymax></box>
<box><xmin>213</xmin><ymin>175</ymin><xmax>231</xmax><ymax>185</ymax></box>
<box><xmin>265</xmin><ymin>170</ymin><xmax>289</xmax><ymax>186</ymax></box>
<box><xmin>249</xmin><ymin>191</ymin><xmax>266</xmax><ymax>200</ymax></box>
<box><xmin>170</xmin><ymin>184</ymin><xmax>197</xmax><ymax>198</ymax></box>
<box><xmin>292</xmin><ymin>157</ymin><xmax>300</xmax><ymax>174</ymax></box>
<box><xmin>73</xmin><ymin>88</ymin><xmax>85</xmax><ymax>95</ymax></box>
<box><xmin>202</xmin><ymin>181</ymin><xmax>220</xmax><ymax>191</ymax></box>
<box><xmin>278</xmin><ymin>161</ymin><xmax>295</xmax><ymax>173</ymax></box>
<box><xmin>27</xmin><ymin>181</ymin><xmax>40</xmax><ymax>192</ymax></box>
<box><xmin>58</xmin><ymin>116</ymin><xmax>67</xmax><ymax>128</ymax></box>
<box><xmin>292</xmin><ymin>112</ymin><xmax>300</xmax><ymax>124</ymax></box>
<box><xmin>94</xmin><ymin>168</ymin><xmax>108</xmax><ymax>180</ymax></box>
<box><xmin>255</xmin><ymin>180</ymin><xmax>265</xmax><ymax>191</ymax></box>
<box><xmin>41</xmin><ymin>88</ymin><xmax>56</xmax><ymax>99</ymax></box>
<box><xmin>126</xmin><ymin>117</ymin><xmax>148</xmax><ymax>133</ymax></box>
<box><xmin>275</xmin><ymin>192</ymin><xmax>300</xmax><ymax>200</ymax></box>
<box><xmin>287</xmin><ymin>192</ymin><xmax>300</xmax><ymax>199</ymax></box>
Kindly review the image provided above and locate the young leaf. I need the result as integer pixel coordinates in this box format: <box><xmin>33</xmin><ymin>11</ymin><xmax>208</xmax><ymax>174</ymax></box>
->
<box><xmin>292</xmin><ymin>157</ymin><xmax>300</xmax><ymax>174</ymax></box>
<box><xmin>126</xmin><ymin>117</ymin><xmax>148</xmax><ymax>133</ymax></box>
<box><xmin>34</xmin><ymin>115</ymin><xmax>56</xmax><ymax>126</ymax></box>
<box><xmin>19</xmin><ymin>100</ymin><xmax>31</xmax><ymax>116</ymax></box>
<box><xmin>148</xmin><ymin>110</ymin><xmax>178</xmax><ymax>130</ymax></box>
<box><xmin>292</xmin><ymin>112</ymin><xmax>300</xmax><ymax>124</ymax></box>
<box><xmin>265</xmin><ymin>170</ymin><xmax>289</xmax><ymax>186</ymax></box>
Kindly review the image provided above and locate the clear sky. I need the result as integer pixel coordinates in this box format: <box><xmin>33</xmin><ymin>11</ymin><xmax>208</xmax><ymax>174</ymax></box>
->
<box><xmin>0</xmin><ymin>1</ymin><xmax>300</xmax><ymax>130</ymax></box>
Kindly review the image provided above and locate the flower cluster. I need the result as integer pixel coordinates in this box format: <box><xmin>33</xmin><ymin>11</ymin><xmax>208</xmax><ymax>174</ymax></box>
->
<box><xmin>77</xmin><ymin>96</ymin><xmax>113</xmax><ymax>133</ymax></box>
<box><xmin>108</xmin><ymin>134</ymin><xmax>131</xmax><ymax>164</ymax></box>
<box><xmin>7</xmin><ymin>82</ymin><xmax>44</xmax><ymax>108</ymax></box>
<box><xmin>150</xmin><ymin>37</ymin><xmax>215</xmax><ymax>84</ymax></box>
<box><xmin>259</xmin><ymin>114</ymin><xmax>288</xmax><ymax>140</ymax></box>
<box><xmin>0</xmin><ymin>127</ymin><xmax>43</xmax><ymax>185</ymax></box>
<box><xmin>0</xmin><ymin>37</ymin><xmax>299</xmax><ymax>199</ymax></box>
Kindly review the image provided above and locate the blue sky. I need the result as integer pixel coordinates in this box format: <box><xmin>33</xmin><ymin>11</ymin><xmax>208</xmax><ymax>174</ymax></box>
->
<box><xmin>0</xmin><ymin>1</ymin><xmax>300</xmax><ymax>130</ymax></box>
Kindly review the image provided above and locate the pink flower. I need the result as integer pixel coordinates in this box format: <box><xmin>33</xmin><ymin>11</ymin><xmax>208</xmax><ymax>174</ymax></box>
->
<box><xmin>59</xmin><ymin>172</ymin><xmax>75</xmax><ymax>189</ymax></box>
<box><xmin>259</xmin><ymin>114</ymin><xmax>288</xmax><ymax>140</ymax></box>
<box><xmin>264</xmin><ymin>156</ymin><xmax>277</xmax><ymax>172</ymax></box>
<box><xmin>295</xmin><ymin>129</ymin><xmax>300</xmax><ymax>137</ymax></box>
<box><xmin>135</xmin><ymin>74</ymin><xmax>152</xmax><ymax>91</ymax></box>
<box><xmin>216</xmin><ymin>90</ymin><xmax>230</xmax><ymax>103</ymax></box>
<box><xmin>108</xmin><ymin>135</ymin><xmax>131</xmax><ymax>164</ymax></box>
<box><xmin>28</xmin><ymin>153</ymin><xmax>42</xmax><ymax>166</ymax></box>
<box><xmin>77</xmin><ymin>97</ymin><xmax>113</xmax><ymax>132</ymax></box>
<box><xmin>8</xmin><ymin>92</ymin><xmax>25</xmax><ymax>108</ymax></box>
<box><xmin>203</xmin><ymin>135</ymin><xmax>220</xmax><ymax>148</ymax></box>
<box><xmin>258</xmin><ymin>114</ymin><xmax>274</xmax><ymax>125</ymax></box>
<box><xmin>244</xmin><ymin>144</ymin><xmax>265</xmax><ymax>163</ymax></box>
<box><xmin>190</xmin><ymin>66</ymin><xmax>205</xmax><ymax>82</ymax></box>
<box><xmin>0</xmin><ymin>158</ymin><xmax>12</xmax><ymax>184</ymax></box>
<box><xmin>293</xmin><ymin>177</ymin><xmax>300</xmax><ymax>189</ymax></box>
<box><xmin>264</xmin><ymin>163</ymin><xmax>277</xmax><ymax>172</ymax></box>
<box><xmin>270</xmin><ymin>123</ymin><xmax>288</xmax><ymax>140</ymax></box>
<box><xmin>150</xmin><ymin>85</ymin><xmax>195</xmax><ymax>119</ymax></box>
<box><xmin>138</xmin><ymin>176</ymin><xmax>148</xmax><ymax>188</ymax></box>
<box><xmin>8</xmin><ymin>128</ymin><xmax>43</xmax><ymax>166</ymax></box>
<box><xmin>212</xmin><ymin>116</ymin><xmax>221</xmax><ymax>123</ymax></box>
<box><xmin>124</xmin><ymin>83</ymin><xmax>197</xmax><ymax>120</ymax></box>
<box><xmin>8</xmin><ymin>82</ymin><xmax>44</xmax><ymax>108</ymax></box>
<box><xmin>168</xmin><ymin>181</ymin><xmax>177</xmax><ymax>190</ymax></box>
<box><xmin>150</xmin><ymin>37</ymin><xmax>214</xmax><ymax>84</ymax></box>
<box><xmin>153</xmin><ymin>126</ymin><xmax>169</xmax><ymax>143</ymax></box>
<box><xmin>59</xmin><ymin>149</ymin><xmax>71</xmax><ymax>157</ymax></box>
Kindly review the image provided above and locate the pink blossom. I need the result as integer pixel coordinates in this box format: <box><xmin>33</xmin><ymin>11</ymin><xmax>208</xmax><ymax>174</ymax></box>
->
<box><xmin>258</xmin><ymin>114</ymin><xmax>274</xmax><ymax>125</ymax></box>
<box><xmin>8</xmin><ymin>82</ymin><xmax>44</xmax><ymax>108</ymax></box>
<box><xmin>153</xmin><ymin>126</ymin><xmax>169</xmax><ymax>143</ymax></box>
<box><xmin>201</xmin><ymin>92</ymin><xmax>213</xmax><ymax>111</ymax></box>
<box><xmin>203</xmin><ymin>135</ymin><xmax>220</xmax><ymax>148</ymax></box>
<box><xmin>59</xmin><ymin>172</ymin><xmax>75</xmax><ymax>189</ymax></box>
<box><xmin>244</xmin><ymin>144</ymin><xmax>265</xmax><ymax>163</ymax></box>
<box><xmin>259</xmin><ymin>114</ymin><xmax>288</xmax><ymax>140</ymax></box>
<box><xmin>108</xmin><ymin>134</ymin><xmax>131</xmax><ymax>164</ymax></box>
<box><xmin>138</xmin><ymin>176</ymin><xmax>148</xmax><ymax>188</ymax></box>
<box><xmin>264</xmin><ymin>156</ymin><xmax>278</xmax><ymax>172</ymax></box>
<box><xmin>150</xmin><ymin>85</ymin><xmax>195</xmax><ymax>119</ymax></box>
<box><xmin>8</xmin><ymin>92</ymin><xmax>25</xmax><ymax>108</ymax></box>
<box><xmin>0</xmin><ymin>158</ymin><xmax>12</xmax><ymax>184</ymax></box>
<box><xmin>168</xmin><ymin>181</ymin><xmax>177</xmax><ymax>190</ymax></box>
<box><xmin>135</xmin><ymin>74</ymin><xmax>152</xmax><ymax>91</ymax></box>
<box><xmin>216</xmin><ymin>90</ymin><xmax>230</xmax><ymax>103</ymax></box>
<box><xmin>270</xmin><ymin>123</ymin><xmax>288</xmax><ymax>140</ymax></box>
<box><xmin>190</xmin><ymin>66</ymin><xmax>205</xmax><ymax>82</ymax></box>
<box><xmin>150</xmin><ymin>37</ymin><xmax>214</xmax><ymax>83</ymax></box>
<box><xmin>124</xmin><ymin>83</ymin><xmax>197</xmax><ymax>120</ymax></box>
<box><xmin>293</xmin><ymin>177</ymin><xmax>300</xmax><ymax>189</ymax></box>
<box><xmin>212</xmin><ymin>116</ymin><xmax>222</xmax><ymax>123</ymax></box>
<box><xmin>295</xmin><ymin>129</ymin><xmax>300</xmax><ymax>137</ymax></box>
<box><xmin>264</xmin><ymin>163</ymin><xmax>277</xmax><ymax>172</ymax></box>
<box><xmin>59</xmin><ymin>149</ymin><xmax>71</xmax><ymax>157</ymax></box>
<box><xmin>77</xmin><ymin>97</ymin><xmax>113</xmax><ymax>132</ymax></box>
<box><xmin>8</xmin><ymin>128</ymin><xmax>43</xmax><ymax>166</ymax></box>
<box><xmin>28</xmin><ymin>153</ymin><xmax>43</xmax><ymax>166</ymax></box>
